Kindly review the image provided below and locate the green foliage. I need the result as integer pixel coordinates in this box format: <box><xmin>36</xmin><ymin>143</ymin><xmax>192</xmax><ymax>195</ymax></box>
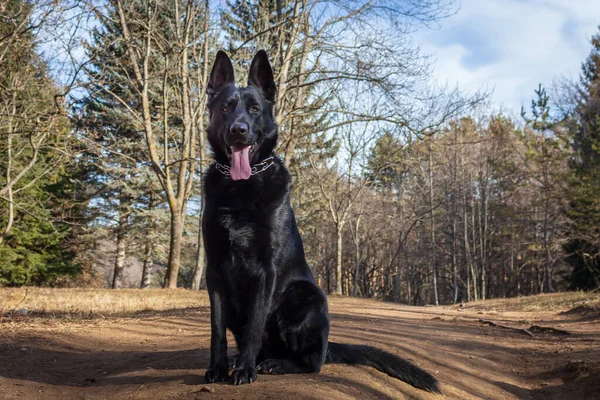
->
<box><xmin>522</xmin><ymin>84</ymin><xmax>552</xmax><ymax>131</ymax></box>
<box><xmin>0</xmin><ymin>218</ymin><xmax>77</xmax><ymax>286</ymax></box>
<box><xmin>221</xmin><ymin>0</ymin><xmax>293</xmax><ymax>79</ymax></box>
<box><xmin>0</xmin><ymin>166</ymin><xmax>82</xmax><ymax>286</ymax></box>
<box><xmin>0</xmin><ymin>0</ymin><xmax>81</xmax><ymax>286</ymax></box>
<box><xmin>563</xmin><ymin>27</ymin><xmax>600</xmax><ymax>290</ymax></box>
<box><xmin>77</xmin><ymin>0</ymin><xmax>163</xmax><ymax>252</ymax></box>
<box><xmin>366</xmin><ymin>131</ymin><xmax>408</xmax><ymax>192</ymax></box>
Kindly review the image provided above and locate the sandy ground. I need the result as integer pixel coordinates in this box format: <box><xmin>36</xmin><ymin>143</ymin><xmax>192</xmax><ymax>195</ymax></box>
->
<box><xmin>1</xmin><ymin>294</ymin><xmax>599</xmax><ymax>399</ymax></box>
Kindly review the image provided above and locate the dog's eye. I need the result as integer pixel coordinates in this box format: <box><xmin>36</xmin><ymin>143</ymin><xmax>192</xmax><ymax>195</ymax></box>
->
<box><xmin>251</xmin><ymin>105</ymin><xmax>260</xmax><ymax>113</ymax></box>
<box><xmin>221</xmin><ymin>105</ymin><xmax>230</xmax><ymax>113</ymax></box>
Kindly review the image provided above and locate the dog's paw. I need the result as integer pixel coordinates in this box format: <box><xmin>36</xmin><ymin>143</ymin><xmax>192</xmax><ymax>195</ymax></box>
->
<box><xmin>227</xmin><ymin>354</ymin><xmax>238</xmax><ymax>370</ymax></box>
<box><xmin>256</xmin><ymin>359</ymin><xmax>287</xmax><ymax>374</ymax></box>
<box><xmin>231</xmin><ymin>365</ymin><xmax>257</xmax><ymax>385</ymax></box>
<box><xmin>205</xmin><ymin>367</ymin><xmax>229</xmax><ymax>383</ymax></box>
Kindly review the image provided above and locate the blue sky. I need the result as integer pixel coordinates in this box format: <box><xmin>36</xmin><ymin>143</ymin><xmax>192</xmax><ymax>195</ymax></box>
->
<box><xmin>415</xmin><ymin>0</ymin><xmax>600</xmax><ymax>114</ymax></box>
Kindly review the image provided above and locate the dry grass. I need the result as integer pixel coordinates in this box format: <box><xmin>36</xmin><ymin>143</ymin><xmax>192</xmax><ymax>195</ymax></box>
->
<box><xmin>460</xmin><ymin>291</ymin><xmax>600</xmax><ymax>312</ymax></box>
<box><xmin>0</xmin><ymin>288</ymin><xmax>209</xmax><ymax>317</ymax></box>
<box><xmin>1</xmin><ymin>287</ymin><xmax>598</xmax><ymax>319</ymax></box>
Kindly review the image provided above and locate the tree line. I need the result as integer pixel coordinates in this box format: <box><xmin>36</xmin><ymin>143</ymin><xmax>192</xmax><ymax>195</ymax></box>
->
<box><xmin>1</xmin><ymin>0</ymin><xmax>599</xmax><ymax>304</ymax></box>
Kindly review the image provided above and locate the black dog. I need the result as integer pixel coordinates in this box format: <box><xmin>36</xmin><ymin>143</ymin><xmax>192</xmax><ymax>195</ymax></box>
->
<box><xmin>202</xmin><ymin>50</ymin><xmax>439</xmax><ymax>393</ymax></box>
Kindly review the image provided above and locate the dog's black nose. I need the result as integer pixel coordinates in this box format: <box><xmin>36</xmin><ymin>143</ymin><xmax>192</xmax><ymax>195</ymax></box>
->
<box><xmin>230</xmin><ymin>123</ymin><xmax>248</xmax><ymax>137</ymax></box>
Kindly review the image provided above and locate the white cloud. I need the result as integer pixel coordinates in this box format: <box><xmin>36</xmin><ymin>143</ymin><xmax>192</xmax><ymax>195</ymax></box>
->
<box><xmin>416</xmin><ymin>0</ymin><xmax>600</xmax><ymax>113</ymax></box>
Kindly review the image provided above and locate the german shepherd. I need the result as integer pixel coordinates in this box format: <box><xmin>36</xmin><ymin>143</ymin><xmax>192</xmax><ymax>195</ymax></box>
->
<box><xmin>202</xmin><ymin>50</ymin><xmax>439</xmax><ymax>393</ymax></box>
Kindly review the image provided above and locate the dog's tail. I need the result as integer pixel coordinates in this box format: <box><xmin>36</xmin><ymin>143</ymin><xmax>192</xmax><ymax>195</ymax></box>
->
<box><xmin>325</xmin><ymin>341</ymin><xmax>440</xmax><ymax>393</ymax></box>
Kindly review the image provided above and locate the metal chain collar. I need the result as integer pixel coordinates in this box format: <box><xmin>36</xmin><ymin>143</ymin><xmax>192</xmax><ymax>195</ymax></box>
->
<box><xmin>214</xmin><ymin>155</ymin><xmax>276</xmax><ymax>177</ymax></box>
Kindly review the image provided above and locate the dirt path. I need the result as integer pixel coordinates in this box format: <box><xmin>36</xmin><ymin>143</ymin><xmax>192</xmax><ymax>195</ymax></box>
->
<box><xmin>1</xmin><ymin>296</ymin><xmax>599</xmax><ymax>399</ymax></box>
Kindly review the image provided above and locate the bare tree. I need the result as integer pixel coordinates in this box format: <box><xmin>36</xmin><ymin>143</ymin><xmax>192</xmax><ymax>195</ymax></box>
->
<box><xmin>309</xmin><ymin>122</ymin><xmax>376</xmax><ymax>295</ymax></box>
<box><xmin>190</xmin><ymin>0</ymin><xmax>213</xmax><ymax>291</ymax></box>
<box><xmin>85</xmin><ymin>0</ymin><xmax>213</xmax><ymax>288</ymax></box>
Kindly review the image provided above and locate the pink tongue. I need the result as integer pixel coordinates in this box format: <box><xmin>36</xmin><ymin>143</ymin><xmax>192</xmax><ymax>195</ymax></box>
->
<box><xmin>230</xmin><ymin>145</ymin><xmax>251</xmax><ymax>181</ymax></box>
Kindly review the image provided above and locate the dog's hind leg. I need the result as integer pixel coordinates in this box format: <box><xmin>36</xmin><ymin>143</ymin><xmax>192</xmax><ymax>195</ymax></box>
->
<box><xmin>256</xmin><ymin>358</ymin><xmax>313</xmax><ymax>374</ymax></box>
<box><xmin>257</xmin><ymin>280</ymin><xmax>329</xmax><ymax>375</ymax></box>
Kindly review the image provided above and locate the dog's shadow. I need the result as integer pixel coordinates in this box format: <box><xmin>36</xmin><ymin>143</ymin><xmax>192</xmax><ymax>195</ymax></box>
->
<box><xmin>0</xmin><ymin>338</ymin><xmax>407</xmax><ymax>399</ymax></box>
<box><xmin>0</xmin><ymin>337</ymin><xmax>211</xmax><ymax>387</ymax></box>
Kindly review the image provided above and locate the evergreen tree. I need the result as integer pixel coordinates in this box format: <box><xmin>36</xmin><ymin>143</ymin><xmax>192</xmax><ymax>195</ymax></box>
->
<box><xmin>0</xmin><ymin>0</ymin><xmax>81</xmax><ymax>285</ymax></box>
<box><xmin>80</xmin><ymin>0</ymin><xmax>212</xmax><ymax>288</ymax></box>
<box><xmin>77</xmin><ymin>1</ymin><xmax>165</xmax><ymax>288</ymax></box>
<box><xmin>521</xmin><ymin>85</ymin><xmax>569</xmax><ymax>293</ymax></box>
<box><xmin>221</xmin><ymin>0</ymin><xmax>292</xmax><ymax>78</ymax></box>
<box><xmin>563</xmin><ymin>27</ymin><xmax>600</xmax><ymax>290</ymax></box>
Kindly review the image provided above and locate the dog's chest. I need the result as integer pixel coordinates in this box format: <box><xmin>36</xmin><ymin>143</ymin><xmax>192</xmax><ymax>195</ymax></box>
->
<box><xmin>218</xmin><ymin>209</ymin><xmax>261</xmax><ymax>249</ymax></box>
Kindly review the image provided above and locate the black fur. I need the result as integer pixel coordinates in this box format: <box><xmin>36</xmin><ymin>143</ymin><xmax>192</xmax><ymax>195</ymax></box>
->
<box><xmin>202</xmin><ymin>50</ymin><xmax>440</xmax><ymax>393</ymax></box>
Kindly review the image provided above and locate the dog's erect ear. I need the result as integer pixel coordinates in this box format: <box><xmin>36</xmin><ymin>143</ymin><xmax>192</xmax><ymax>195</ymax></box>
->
<box><xmin>248</xmin><ymin>50</ymin><xmax>276</xmax><ymax>103</ymax></box>
<box><xmin>207</xmin><ymin>50</ymin><xmax>234</xmax><ymax>97</ymax></box>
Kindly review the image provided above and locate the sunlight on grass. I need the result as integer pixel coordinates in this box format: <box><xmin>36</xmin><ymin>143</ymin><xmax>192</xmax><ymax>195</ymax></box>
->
<box><xmin>0</xmin><ymin>288</ymin><xmax>208</xmax><ymax>316</ymax></box>
<box><xmin>463</xmin><ymin>291</ymin><xmax>600</xmax><ymax>312</ymax></box>
<box><xmin>1</xmin><ymin>288</ymin><xmax>598</xmax><ymax>318</ymax></box>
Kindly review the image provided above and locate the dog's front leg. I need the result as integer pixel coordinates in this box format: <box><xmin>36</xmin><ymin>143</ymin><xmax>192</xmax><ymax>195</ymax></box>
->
<box><xmin>231</xmin><ymin>270</ymin><xmax>274</xmax><ymax>385</ymax></box>
<box><xmin>205</xmin><ymin>269</ymin><xmax>230</xmax><ymax>383</ymax></box>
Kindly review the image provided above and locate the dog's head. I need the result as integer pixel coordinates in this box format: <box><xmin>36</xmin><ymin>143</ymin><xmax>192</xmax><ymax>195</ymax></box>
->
<box><xmin>206</xmin><ymin>50</ymin><xmax>278</xmax><ymax>181</ymax></box>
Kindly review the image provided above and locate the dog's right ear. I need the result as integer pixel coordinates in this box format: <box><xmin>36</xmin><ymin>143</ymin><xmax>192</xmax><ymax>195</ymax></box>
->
<box><xmin>207</xmin><ymin>50</ymin><xmax>235</xmax><ymax>97</ymax></box>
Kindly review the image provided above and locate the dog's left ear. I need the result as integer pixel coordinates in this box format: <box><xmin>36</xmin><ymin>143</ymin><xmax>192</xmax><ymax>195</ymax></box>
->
<box><xmin>248</xmin><ymin>50</ymin><xmax>276</xmax><ymax>103</ymax></box>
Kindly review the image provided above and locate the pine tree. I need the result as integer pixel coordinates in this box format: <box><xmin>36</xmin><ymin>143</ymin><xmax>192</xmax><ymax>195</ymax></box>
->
<box><xmin>77</xmin><ymin>1</ymin><xmax>162</xmax><ymax>288</ymax></box>
<box><xmin>521</xmin><ymin>85</ymin><xmax>569</xmax><ymax>293</ymax></box>
<box><xmin>0</xmin><ymin>0</ymin><xmax>81</xmax><ymax>285</ymax></box>
<box><xmin>221</xmin><ymin>0</ymin><xmax>292</xmax><ymax>77</ymax></box>
<box><xmin>81</xmin><ymin>0</ymin><xmax>213</xmax><ymax>288</ymax></box>
<box><xmin>563</xmin><ymin>27</ymin><xmax>600</xmax><ymax>290</ymax></box>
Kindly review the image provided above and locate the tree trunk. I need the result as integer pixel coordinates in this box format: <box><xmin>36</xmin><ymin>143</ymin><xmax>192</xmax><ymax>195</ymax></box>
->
<box><xmin>112</xmin><ymin>194</ymin><xmax>130</xmax><ymax>289</ymax></box>
<box><xmin>111</xmin><ymin>243</ymin><xmax>126</xmax><ymax>288</ymax></box>
<box><xmin>164</xmin><ymin>209</ymin><xmax>184</xmax><ymax>289</ymax></box>
<box><xmin>479</xmin><ymin>178</ymin><xmax>488</xmax><ymax>301</ymax></box>
<box><xmin>459</xmin><ymin>136</ymin><xmax>473</xmax><ymax>302</ymax></box>
<box><xmin>335</xmin><ymin>222</ymin><xmax>344</xmax><ymax>295</ymax></box>
<box><xmin>192</xmin><ymin>146</ymin><xmax>206</xmax><ymax>291</ymax></box>
<box><xmin>464</xmin><ymin>171</ymin><xmax>477</xmax><ymax>302</ymax></box>
<box><xmin>191</xmin><ymin>0</ymin><xmax>211</xmax><ymax>291</ymax></box>
<box><xmin>406</xmin><ymin>248</ymin><xmax>412</xmax><ymax>304</ymax></box>
<box><xmin>393</xmin><ymin>254</ymin><xmax>401</xmax><ymax>303</ymax></box>
<box><xmin>352</xmin><ymin>241</ymin><xmax>359</xmax><ymax>297</ymax></box>
<box><xmin>1</xmin><ymin>99</ymin><xmax>17</xmax><ymax>246</ymax></box>
<box><xmin>470</xmin><ymin>175</ymin><xmax>479</xmax><ymax>301</ymax></box>
<box><xmin>192</xmin><ymin>218</ymin><xmax>206</xmax><ymax>290</ymax></box>
<box><xmin>451</xmin><ymin>128</ymin><xmax>459</xmax><ymax>304</ymax></box>
<box><xmin>452</xmin><ymin>218</ymin><xmax>458</xmax><ymax>304</ymax></box>
<box><xmin>429</xmin><ymin>143</ymin><xmax>439</xmax><ymax>305</ymax></box>
<box><xmin>543</xmin><ymin>197</ymin><xmax>554</xmax><ymax>293</ymax></box>
<box><xmin>141</xmin><ymin>240</ymin><xmax>153</xmax><ymax>289</ymax></box>
<box><xmin>0</xmin><ymin>130</ymin><xmax>14</xmax><ymax>246</ymax></box>
<box><xmin>141</xmin><ymin>191</ymin><xmax>156</xmax><ymax>288</ymax></box>
<box><xmin>351</xmin><ymin>214</ymin><xmax>361</xmax><ymax>297</ymax></box>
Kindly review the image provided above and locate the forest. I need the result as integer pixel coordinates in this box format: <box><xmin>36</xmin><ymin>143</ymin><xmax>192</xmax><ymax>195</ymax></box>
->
<box><xmin>1</xmin><ymin>0</ymin><xmax>600</xmax><ymax>305</ymax></box>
